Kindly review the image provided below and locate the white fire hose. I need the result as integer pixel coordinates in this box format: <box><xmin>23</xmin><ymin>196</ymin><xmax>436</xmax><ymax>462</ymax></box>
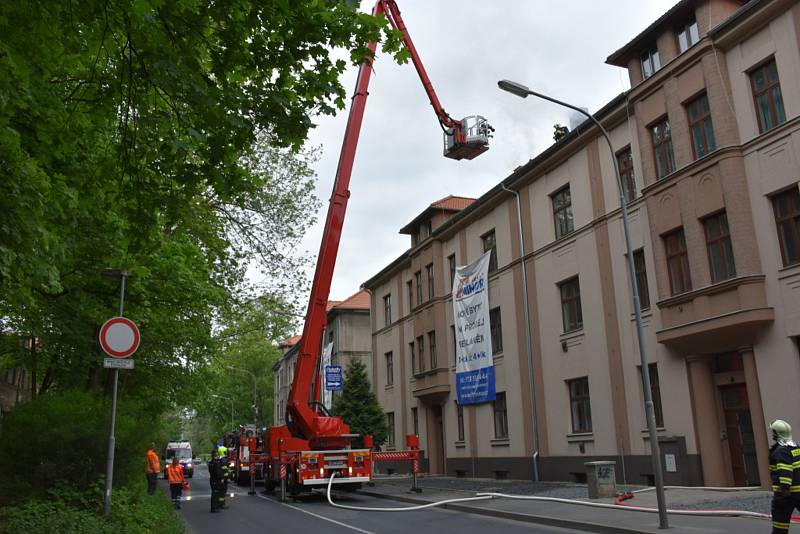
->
<box><xmin>325</xmin><ymin>473</ymin><xmax>783</xmax><ymax>521</ymax></box>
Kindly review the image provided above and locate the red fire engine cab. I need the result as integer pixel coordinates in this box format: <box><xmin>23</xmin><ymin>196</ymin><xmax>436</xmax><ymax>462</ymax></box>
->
<box><xmin>263</xmin><ymin>0</ymin><xmax>492</xmax><ymax>496</ymax></box>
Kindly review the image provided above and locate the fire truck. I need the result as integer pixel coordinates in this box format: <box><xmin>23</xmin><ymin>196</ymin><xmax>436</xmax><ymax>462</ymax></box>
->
<box><xmin>263</xmin><ymin>0</ymin><xmax>492</xmax><ymax>496</ymax></box>
<box><xmin>232</xmin><ymin>425</ymin><xmax>267</xmax><ymax>486</ymax></box>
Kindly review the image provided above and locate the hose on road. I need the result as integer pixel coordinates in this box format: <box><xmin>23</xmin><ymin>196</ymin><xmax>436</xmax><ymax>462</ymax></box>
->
<box><xmin>325</xmin><ymin>473</ymin><xmax>795</xmax><ymax>522</ymax></box>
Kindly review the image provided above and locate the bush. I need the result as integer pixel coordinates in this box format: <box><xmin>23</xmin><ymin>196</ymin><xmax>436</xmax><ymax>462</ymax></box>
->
<box><xmin>0</xmin><ymin>390</ymin><xmax>164</xmax><ymax>503</ymax></box>
<box><xmin>1</xmin><ymin>481</ymin><xmax>185</xmax><ymax>534</ymax></box>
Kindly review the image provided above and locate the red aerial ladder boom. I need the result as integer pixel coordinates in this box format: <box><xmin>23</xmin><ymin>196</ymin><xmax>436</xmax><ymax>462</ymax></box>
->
<box><xmin>267</xmin><ymin>0</ymin><xmax>492</xmax><ymax>494</ymax></box>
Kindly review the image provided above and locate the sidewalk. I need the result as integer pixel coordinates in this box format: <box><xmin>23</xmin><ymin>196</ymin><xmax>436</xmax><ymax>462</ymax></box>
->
<box><xmin>357</xmin><ymin>476</ymin><xmax>771</xmax><ymax>533</ymax></box>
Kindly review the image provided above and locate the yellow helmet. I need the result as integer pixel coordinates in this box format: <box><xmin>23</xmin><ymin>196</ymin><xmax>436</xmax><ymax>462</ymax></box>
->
<box><xmin>770</xmin><ymin>419</ymin><xmax>793</xmax><ymax>442</ymax></box>
<box><xmin>218</xmin><ymin>445</ymin><xmax>228</xmax><ymax>456</ymax></box>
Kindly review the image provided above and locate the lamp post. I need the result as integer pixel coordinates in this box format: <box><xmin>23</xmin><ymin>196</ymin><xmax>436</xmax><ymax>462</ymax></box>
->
<box><xmin>498</xmin><ymin>79</ymin><xmax>668</xmax><ymax>529</ymax></box>
<box><xmin>226</xmin><ymin>365</ymin><xmax>258</xmax><ymax>496</ymax></box>
<box><xmin>211</xmin><ymin>394</ymin><xmax>235</xmax><ymax>430</ymax></box>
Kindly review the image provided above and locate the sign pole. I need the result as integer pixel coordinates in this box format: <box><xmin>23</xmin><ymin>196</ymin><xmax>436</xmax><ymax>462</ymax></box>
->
<box><xmin>103</xmin><ymin>271</ymin><xmax>127</xmax><ymax>518</ymax></box>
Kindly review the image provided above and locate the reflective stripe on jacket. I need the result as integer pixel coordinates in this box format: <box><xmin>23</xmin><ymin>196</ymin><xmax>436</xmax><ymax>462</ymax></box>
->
<box><xmin>769</xmin><ymin>443</ymin><xmax>800</xmax><ymax>493</ymax></box>
<box><xmin>167</xmin><ymin>464</ymin><xmax>184</xmax><ymax>484</ymax></box>
<box><xmin>146</xmin><ymin>450</ymin><xmax>161</xmax><ymax>474</ymax></box>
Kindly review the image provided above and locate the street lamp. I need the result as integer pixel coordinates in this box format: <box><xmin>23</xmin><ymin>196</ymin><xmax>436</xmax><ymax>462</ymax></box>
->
<box><xmin>498</xmin><ymin>79</ymin><xmax>668</xmax><ymax>529</ymax></box>
<box><xmin>226</xmin><ymin>365</ymin><xmax>258</xmax><ymax>496</ymax></box>
<box><xmin>211</xmin><ymin>394</ymin><xmax>235</xmax><ymax>430</ymax></box>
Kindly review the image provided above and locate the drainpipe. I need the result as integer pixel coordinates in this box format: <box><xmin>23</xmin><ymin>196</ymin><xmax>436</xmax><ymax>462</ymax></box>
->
<box><xmin>500</xmin><ymin>183</ymin><xmax>540</xmax><ymax>482</ymax></box>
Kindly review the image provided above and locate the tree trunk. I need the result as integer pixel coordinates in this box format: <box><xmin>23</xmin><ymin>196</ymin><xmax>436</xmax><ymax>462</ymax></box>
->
<box><xmin>39</xmin><ymin>367</ymin><xmax>54</xmax><ymax>394</ymax></box>
<box><xmin>29</xmin><ymin>336</ymin><xmax>37</xmax><ymax>399</ymax></box>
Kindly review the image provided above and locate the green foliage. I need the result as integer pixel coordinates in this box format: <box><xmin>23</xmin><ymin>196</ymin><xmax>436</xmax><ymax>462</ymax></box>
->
<box><xmin>0</xmin><ymin>390</ymin><xmax>165</xmax><ymax>503</ymax></box>
<box><xmin>2</xmin><ymin>482</ymin><xmax>185</xmax><ymax>534</ymax></box>
<box><xmin>182</xmin><ymin>295</ymin><xmax>295</xmax><ymax>442</ymax></box>
<box><xmin>333</xmin><ymin>359</ymin><xmax>388</xmax><ymax>449</ymax></box>
<box><xmin>0</xmin><ymin>0</ymin><xmax>394</xmax><ymax>404</ymax></box>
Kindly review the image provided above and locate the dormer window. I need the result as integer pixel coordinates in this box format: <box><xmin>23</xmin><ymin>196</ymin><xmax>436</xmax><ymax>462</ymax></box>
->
<box><xmin>641</xmin><ymin>46</ymin><xmax>661</xmax><ymax>79</ymax></box>
<box><xmin>676</xmin><ymin>19</ymin><xmax>700</xmax><ymax>53</ymax></box>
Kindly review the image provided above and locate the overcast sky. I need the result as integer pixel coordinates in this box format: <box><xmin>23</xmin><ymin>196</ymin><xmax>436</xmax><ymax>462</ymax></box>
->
<box><xmin>294</xmin><ymin>0</ymin><xmax>677</xmax><ymax>302</ymax></box>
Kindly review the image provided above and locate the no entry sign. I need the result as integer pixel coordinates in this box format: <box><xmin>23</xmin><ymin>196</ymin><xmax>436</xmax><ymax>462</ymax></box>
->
<box><xmin>99</xmin><ymin>317</ymin><xmax>140</xmax><ymax>358</ymax></box>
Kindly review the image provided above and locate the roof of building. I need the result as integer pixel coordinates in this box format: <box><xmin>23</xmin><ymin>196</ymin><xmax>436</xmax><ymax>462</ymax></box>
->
<box><xmin>330</xmin><ymin>289</ymin><xmax>370</xmax><ymax>311</ymax></box>
<box><xmin>278</xmin><ymin>334</ymin><xmax>301</xmax><ymax>348</ymax></box>
<box><xmin>399</xmin><ymin>195</ymin><xmax>476</xmax><ymax>235</ymax></box>
<box><xmin>606</xmin><ymin>0</ymin><xmax>695</xmax><ymax>66</ymax></box>
<box><xmin>276</xmin><ymin>292</ymin><xmax>367</xmax><ymax>349</ymax></box>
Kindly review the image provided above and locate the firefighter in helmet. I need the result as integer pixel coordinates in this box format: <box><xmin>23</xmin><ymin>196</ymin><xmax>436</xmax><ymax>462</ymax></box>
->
<box><xmin>218</xmin><ymin>445</ymin><xmax>231</xmax><ymax>508</ymax></box>
<box><xmin>208</xmin><ymin>448</ymin><xmax>227</xmax><ymax>512</ymax></box>
<box><xmin>769</xmin><ymin>419</ymin><xmax>800</xmax><ymax>533</ymax></box>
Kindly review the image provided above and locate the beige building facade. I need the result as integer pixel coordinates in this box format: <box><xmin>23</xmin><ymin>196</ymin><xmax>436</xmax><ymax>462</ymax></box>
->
<box><xmin>363</xmin><ymin>0</ymin><xmax>800</xmax><ymax>486</ymax></box>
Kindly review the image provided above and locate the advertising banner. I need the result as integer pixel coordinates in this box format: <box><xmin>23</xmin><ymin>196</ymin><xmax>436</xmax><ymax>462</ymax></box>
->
<box><xmin>452</xmin><ymin>251</ymin><xmax>495</xmax><ymax>404</ymax></box>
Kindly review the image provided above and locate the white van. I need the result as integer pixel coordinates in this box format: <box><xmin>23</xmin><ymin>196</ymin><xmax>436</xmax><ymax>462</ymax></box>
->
<box><xmin>164</xmin><ymin>440</ymin><xmax>194</xmax><ymax>478</ymax></box>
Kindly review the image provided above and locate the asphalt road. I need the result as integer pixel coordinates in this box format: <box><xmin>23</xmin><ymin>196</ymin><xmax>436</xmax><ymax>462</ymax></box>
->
<box><xmin>163</xmin><ymin>465</ymin><xmax>582</xmax><ymax>534</ymax></box>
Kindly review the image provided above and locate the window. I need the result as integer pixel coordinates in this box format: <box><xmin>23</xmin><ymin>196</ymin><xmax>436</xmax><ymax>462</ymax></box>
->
<box><xmin>386</xmin><ymin>412</ymin><xmax>395</xmax><ymax>447</ymax></box>
<box><xmin>426</xmin><ymin>263</ymin><xmax>434</xmax><ymax>300</ymax></box>
<box><xmin>482</xmin><ymin>230</ymin><xmax>498</xmax><ymax>272</ymax></box>
<box><xmin>409</xmin><ymin>341</ymin><xmax>416</xmax><ymax>375</ymax></box>
<box><xmin>493</xmin><ymin>392</ymin><xmax>509</xmax><ymax>439</ymax></box>
<box><xmin>617</xmin><ymin>147</ymin><xmax>636</xmax><ymax>202</ymax></box>
<box><xmin>687</xmin><ymin>93</ymin><xmax>716</xmax><ymax>159</ymax></box>
<box><xmin>415</xmin><ymin>271</ymin><xmax>423</xmax><ymax>306</ymax></box>
<box><xmin>641</xmin><ymin>363</ymin><xmax>664</xmax><ymax>427</ymax></box>
<box><xmin>568</xmin><ymin>377</ymin><xmax>592</xmax><ymax>433</ymax></box>
<box><xmin>676</xmin><ymin>19</ymin><xmax>700</xmax><ymax>53</ymax></box>
<box><xmin>456</xmin><ymin>402</ymin><xmax>465</xmax><ymax>442</ymax></box>
<box><xmin>412</xmin><ymin>407</ymin><xmax>419</xmax><ymax>435</ymax></box>
<box><xmin>448</xmin><ymin>254</ymin><xmax>456</xmax><ymax>291</ymax></box>
<box><xmin>704</xmin><ymin>212</ymin><xmax>736</xmax><ymax>282</ymax></box>
<box><xmin>641</xmin><ymin>46</ymin><xmax>661</xmax><ymax>79</ymax></box>
<box><xmin>651</xmin><ymin>118</ymin><xmax>676</xmax><ymax>178</ymax></box>
<box><xmin>417</xmin><ymin>335</ymin><xmax>425</xmax><ymax>372</ymax></box>
<box><xmin>406</xmin><ymin>280</ymin><xmax>413</xmax><ymax>313</ymax></box>
<box><xmin>383</xmin><ymin>294</ymin><xmax>392</xmax><ymax>326</ymax></box>
<box><xmin>633</xmin><ymin>249</ymin><xmax>651</xmax><ymax>310</ymax></box>
<box><xmin>552</xmin><ymin>186</ymin><xmax>574</xmax><ymax>239</ymax></box>
<box><xmin>559</xmin><ymin>277</ymin><xmax>583</xmax><ymax>332</ymax></box>
<box><xmin>750</xmin><ymin>59</ymin><xmax>786</xmax><ymax>133</ymax></box>
<box><xmin>772</xmin><ymin>188</ymin><xmax>800</xmax><ymax>266</ymax></box>
<box><xmin>664</xmin><ymin>228</ymin><xmax>692</xmax><ymax>294</ymax></box>
<box><xmin>489</xmin><ymin>307</ymin><xmax>503</xmax><ymax>354</ymax></box>
<box><xmin>425</xmin><ymin>219</ymin><xmax>433</xmax><ymax>238</ymax></box>
<box><xmin>428</xmin><ymin>331</ymin><xmax>437</xmax><ymax>369</ymax></box>
<box><xmin>385</xmin><ymin>351</ymin><xmax>394</xmax><ymax>386</ymax></box>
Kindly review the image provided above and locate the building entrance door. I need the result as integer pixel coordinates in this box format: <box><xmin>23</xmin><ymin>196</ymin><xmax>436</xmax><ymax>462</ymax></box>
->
<box><xmin>427</xmin><ymin>405</ymin><xmax>446</xmax><ymax>474</ymax></box>
<box><xmin>720</xmin><ymin>384</ymin><xmax>760</xmax><ymax>486</ymax></box>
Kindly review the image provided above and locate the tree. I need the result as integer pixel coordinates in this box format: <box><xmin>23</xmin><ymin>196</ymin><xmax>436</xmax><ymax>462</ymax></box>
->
<box><xmin>0</xmin><ymin>0</ymin><xmax>402</xmax><ymax>402</ymax></box>
<box><xmin>333</xmin><ymin>359</ymin><xmax>388</xmax><ymax>449</ymax></box>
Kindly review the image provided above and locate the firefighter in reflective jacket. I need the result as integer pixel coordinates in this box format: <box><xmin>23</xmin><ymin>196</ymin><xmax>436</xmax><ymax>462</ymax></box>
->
<box><xmin>166</xmin><ymin>457</ymin><xmax>185</xmax><ymax>509</ymax></box>
<box><xmin>769</xmin><ymin>419</ymin><xmax>800</xmax><ymax>533</ymax></box>
<box><xmin>145</xmin><ymin>443</ymin><xmax>160</xmax><ymax>496</ymax></box>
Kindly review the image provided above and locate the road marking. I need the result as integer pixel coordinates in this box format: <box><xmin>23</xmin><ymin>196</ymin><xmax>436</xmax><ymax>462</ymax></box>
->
<box><xmin>257</xmin><ymin>493</ymin><xmax>375</xmax><ymax>534</ymax></box>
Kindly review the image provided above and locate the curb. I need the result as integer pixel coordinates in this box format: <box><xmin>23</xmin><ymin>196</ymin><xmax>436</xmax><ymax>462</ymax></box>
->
<box><xmin>358</xmin><ymin>489</ymin><xmax>647</xmax><ymax>534</ymax></box>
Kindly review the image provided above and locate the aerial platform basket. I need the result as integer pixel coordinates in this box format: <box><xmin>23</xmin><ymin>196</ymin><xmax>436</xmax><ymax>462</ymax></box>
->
<box><xmin>443</xmin><ymin>115</ymin><xmax>494</xmax><ymax>160</ymax></box>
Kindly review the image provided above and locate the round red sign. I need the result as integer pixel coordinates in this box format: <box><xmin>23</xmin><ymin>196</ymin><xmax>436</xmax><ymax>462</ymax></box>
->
<box><xmin>99</xmin><ymin>317</ymin><xmax>140</xmax><ymax>358</ymax></box>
